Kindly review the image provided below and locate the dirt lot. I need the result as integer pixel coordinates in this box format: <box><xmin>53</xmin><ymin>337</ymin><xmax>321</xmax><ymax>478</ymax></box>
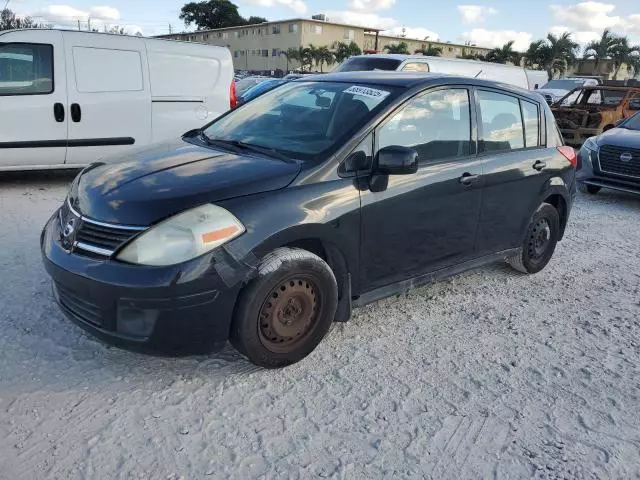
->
<box><xmin>0</xmin><ymin>172</ymin><xmax>639</xmax><ymax>479</ymax></box>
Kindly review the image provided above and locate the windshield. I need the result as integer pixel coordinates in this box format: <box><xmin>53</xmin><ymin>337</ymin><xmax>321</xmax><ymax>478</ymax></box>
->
<box><xmin>620</xmin><ymin>112</ymin><xmax>640</xmax><ymax>130</ymax></box>
<box><xmin>542</xmin><ymin>79</ymin><xmax>584</xmax><ymax>90</ymax></box>
<box><xmin>202</xmin><ymin>81</ymin><xmax>399</xmax><ymax>160</ymax></box>
<box><xmin>333</xmin><ymin>57</ymin><xmax>402</xmax><ymax>72</ymax></box>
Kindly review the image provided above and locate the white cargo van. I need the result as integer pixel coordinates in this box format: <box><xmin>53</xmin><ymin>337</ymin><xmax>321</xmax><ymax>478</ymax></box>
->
<box><xmin>334</xmin><ymin>54</ymin><xmax>546</xmax><ymax>91</ymax></box>
<box><xmin>0</xmin><ymin>29</ymin><xmax>234</xmax><ymax>171</ymax></box>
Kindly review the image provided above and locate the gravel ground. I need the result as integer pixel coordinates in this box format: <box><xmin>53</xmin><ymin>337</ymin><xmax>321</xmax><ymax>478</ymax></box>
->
<box><xmin>1</xmin><ymin>172</ymin><xmax>639</xmax><ymax>480</ymax></box>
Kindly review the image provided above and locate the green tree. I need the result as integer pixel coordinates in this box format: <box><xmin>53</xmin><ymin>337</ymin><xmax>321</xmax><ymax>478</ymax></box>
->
<box><xmin>523</xmin><ymin>33</ymin><xmax>578</xmax><ymax>80</ymax></box>
<box><xmin>384</xmin><ymin>42</ymin><xmax>410</xmax><ymax>54</ymax></box>
<box><xmin>584</xmin><ymin>29</ymin><xmax>624</xmax><ymax>73</ymax></box>
<box><xmin>486</xmin><ymin>41</ymin><xmax>521</xmax><ymax>65</ymax></box>
<box><xmin>316</xmin><ymin>46</ymin><xmax>335</xmax><ymax>72</ymax></box>
<box><xmin>281</xmin><ymin>47</ymin><xmax>300</xmax><ymax>72</ymax></box>
<box><xmin>610</xmin><ymin>37</ymin><xmax>640</xmax><ymax>79</ymax></box>
<box><xmin>306</xmin><ymin>44</ymin><xmax>320</xmax><ymax>71</ymax></box>
<box><xmin>415</xmin><ymin>44</ymin><xmax>442</xmax><ymax>56</ymax></box>
<box><xmin>1</xmin><ymin>8</ymin><xmax>47</xmax><ymax>31</ymax></box>
<box><xmin>333</xmin><ymin>41</ymin><xmax>362</xmax><ymax>64</ymax></box>
<box><xmin>179</xmin><ymin>0</ymin><xmax>265</xmax><ymax>29</ymax></box>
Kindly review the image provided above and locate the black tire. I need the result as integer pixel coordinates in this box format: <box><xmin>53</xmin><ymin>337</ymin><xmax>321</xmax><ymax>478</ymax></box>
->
<box><xmin>579</xmin><ymin>183</ymin><xmax>601</xmax><ymax>195</ymax></box>
<box><xmin>508</xmin><ymin>203</ymin><xmax>560</xmax><ymax>274</ymax></box>
<box><xmin>230</xmin><ymin>247</ymin><xmax>338</xmax><ymax>368</ymax></box>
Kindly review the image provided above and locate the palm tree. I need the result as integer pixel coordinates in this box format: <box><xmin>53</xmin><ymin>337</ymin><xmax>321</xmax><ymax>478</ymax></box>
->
<box><xmin>610</xmin><ymin>37</ymin><xmax>640</xmax><ymax>79</ymax></box>
<box><xmin>281</xmin><ymin>47</ymin><xmax>300</xmax><ymax>72</ymax></box>
<box><xmin>333</xmin><ymin>41</ymin><xmax>363</xmax><ymax>64</ymax></box>
<box><xmin>316</xmin><ymin>46</ymin><xmax>335</xmax><ymax>72</ymax></box>
<box><xmin>415</xmin><ymin>44</ymin><xmax>442</xmax><ymax>56</ymax></box>
<box><xmin>384</xmin><ymin>42</ymin><xmax>410</xmax><ymax>55</ymax></box>
<box><xmin>306</xmin><ymin>44</ymin><xmax>320</xmax><ymax>72</ymax></box>
<box><xmin>584</xmin><ymin>29</ymin><xmax>623</xmax><ymax>74</ymax></box>
<box><xmin>486</xmin><ymin>41</ymin><xmax>521</xmax><ymax>65</ymax></box>
<box><xmin>524</xmin><ymin>33</ymin><xmax>578</xmax><ymax>80</ymax></box>
<box><xmin>295</xmin><ymin>46</ymin><xmax>313</xmax><ymax>72</ymax></box>
<box><xmin>627</xmin><ymin>52</ymin><xmax>640</xmax><ymax>79</ymax></box>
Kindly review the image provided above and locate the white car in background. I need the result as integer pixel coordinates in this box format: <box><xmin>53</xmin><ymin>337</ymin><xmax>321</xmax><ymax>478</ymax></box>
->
<box><xmin>333</xmin><ymin>54</ymin><xmax>547</xmax><ymax>91</ymax></box>
<box><xmin>0</xmin><ymin>29</ymin><xmax>235</xmax><ymax>171</ymax></box>
<box><xmin>537</xmin><ymin>77</ymin><xmax>601</xmax><ymax>105</ymax></box>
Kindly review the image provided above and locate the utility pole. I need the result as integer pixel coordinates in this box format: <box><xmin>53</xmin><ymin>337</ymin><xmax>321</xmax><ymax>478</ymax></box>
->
<box><xmin>168</xmin><ymin>23</ymin><xmax>173</xmax><ymax>34</ymax></box>
<box><xmin>87</xmin><ymin>17</ymin><xmax>91</xmax><ymax>31</ymax></box>
<box><xmin>77</xmin><ymin>19</ymin><xmax>81</xmax><ymax>31</ymax></box>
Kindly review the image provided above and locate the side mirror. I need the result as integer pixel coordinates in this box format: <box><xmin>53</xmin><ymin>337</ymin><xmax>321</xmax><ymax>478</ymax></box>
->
<box><xmin>374</xmin><ymin>146</ymin><xmax>418</xmax><ymax>175</ymax></box>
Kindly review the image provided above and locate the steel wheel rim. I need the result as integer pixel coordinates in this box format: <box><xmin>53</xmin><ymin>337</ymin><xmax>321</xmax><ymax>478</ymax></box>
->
<box><xmin>258</xmin><ymin>276</ymin><xmax>320</xmax><ymax>353</ymax></box>
<box><xmin>528</xmin><ymin>218</ymin><xmax>551</xmax><ymax>262</ymax></box>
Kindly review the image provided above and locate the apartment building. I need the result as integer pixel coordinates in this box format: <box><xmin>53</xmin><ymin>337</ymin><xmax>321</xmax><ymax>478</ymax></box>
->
<box><xmin>157</xmin><ymin>17</ymin><xmax>491</xmax><ymax>72</ymax></box>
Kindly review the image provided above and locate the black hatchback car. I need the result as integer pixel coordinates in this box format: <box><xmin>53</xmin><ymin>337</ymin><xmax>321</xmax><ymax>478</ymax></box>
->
<box><xmin>577</xmin><ymin>112</ymin><xmax>640</xmax><ymax>195</ymax></box>
<box><xmin>41</xmin><ymin>72</ymin><xmax>576</xmax><ymax>368</ymax></box>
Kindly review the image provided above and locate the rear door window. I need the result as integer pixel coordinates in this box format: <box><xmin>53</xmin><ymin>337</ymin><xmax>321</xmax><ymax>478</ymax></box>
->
<box><xmin>402</xmin><ymin>62</ymin><xmax>429</xmax><ymax>72</ymax></box>
<box><xmin>334</xmin><ymin>57</ymin><xmax>402</xmax><ymax>72</ymax></box>
<box><xmin>477</xmin><ymin>90</ymin><xmax>524</xmax><ymax>153</ymax></box>
<box><xmin>0</xmin><ymin>43</ymin><xmax>53</xmax><ymax>95</ymax></box>
<box><xmin>521</xmin><ymin>100</ymin><xmax>540</xmax><ymax>148</ymax></box>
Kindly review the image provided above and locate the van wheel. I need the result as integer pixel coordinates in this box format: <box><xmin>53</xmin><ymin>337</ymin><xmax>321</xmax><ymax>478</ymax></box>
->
<box><xmin>230</xmin><ymin>248</ymin><xmax>338</xmax><ymax>368</ymax></box>
<box><xmin>579</xmin><ymin>183</ymin><xmax>601</xmax><ymax>195</ymax></box>
<box><xmin>508</xmin><ymin>203</ymin><xmax>560</xmax><ymax>274</ymax></box>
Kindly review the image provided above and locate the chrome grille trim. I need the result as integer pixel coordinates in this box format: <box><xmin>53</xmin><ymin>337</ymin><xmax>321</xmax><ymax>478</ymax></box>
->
<box><xmin>74</xmin><ymin>241</ymin><xmax>115</xmax><ymax>257</ymax></box>
<box><xmin>67</xmin><ymin>198</ymin><xmax>147</xmax><ymax>231</ymax></box>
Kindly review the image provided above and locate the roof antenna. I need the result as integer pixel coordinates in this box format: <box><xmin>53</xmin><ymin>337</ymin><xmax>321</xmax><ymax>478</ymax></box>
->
<box><xmin>474</xmin><ymin>70</ymin><xmax>483</xmax><ymax>78</ymax></box>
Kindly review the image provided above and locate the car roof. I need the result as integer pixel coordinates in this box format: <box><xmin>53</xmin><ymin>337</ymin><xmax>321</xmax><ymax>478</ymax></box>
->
<box><xmin>299</xmin><ymin>71</ymin><xmax>541</xmax><ymax>102</ymax></box>
<box><xmin>580</xmin><ymin>86</ymin><xmax>640</xmax><ymax>91</ymax></box>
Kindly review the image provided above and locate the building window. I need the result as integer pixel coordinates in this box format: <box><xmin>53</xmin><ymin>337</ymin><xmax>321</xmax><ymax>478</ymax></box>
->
<box><xmin>262</xmin><ymin>49</ymin><xmax>268</xmax><ymax>57</ymax></box>
<box><xmin>272</xmin><ymin>25</ymin><xmax>281</xmax><ymax>34</ymax></box>
<box><xmin>289</xmin><ymin>23</ymin><xmax>298</xmax><ymax>33</ymax></box>
<box><xmin>344</xmin><ymin>29</ymin><xmax>355</xmax><ymax>40</ymax></box>
<box><xmin>234</xmin><ymin>51</ymin><xmax>239</xmax><ymax>58</ymax></box>
<box><xmin>234</xmin><ymin>31</ymin><xmax>239</xmax><ymax>38</ymax></box>
<box><xmin>272</xmin><ymin>48</ymin><xmax>280</xmax><ymax>57</ymax></box>
<box><xmin>448</xmin><ymin>47</ymin><xmax>453</xmax><ymax>52</ymax></box>
<box><xmin>314</xmin><ymin>25</ymin><xmax>323</xmax><ymax>34</ymax></box>
<box><xmin>222</xmin><ymin>32</ymin><xmax>229</xmax><ymax>40</ymax></box>
<box><xmin>204</xmin><ymin>34</ymin><xmax>209</xmax><ymax>40</ymax></box>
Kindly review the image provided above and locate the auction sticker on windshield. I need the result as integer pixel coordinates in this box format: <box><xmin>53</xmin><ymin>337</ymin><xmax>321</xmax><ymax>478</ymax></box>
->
<box><xmin>343</xmin><ymin>85</ymin><xmax>390</xmax><ymax>100</ymax></box>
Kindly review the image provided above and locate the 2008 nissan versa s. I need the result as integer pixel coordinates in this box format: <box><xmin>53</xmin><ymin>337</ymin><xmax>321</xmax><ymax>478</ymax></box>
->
<box><xmin>42</xmin><ymin>72</ymin><xmax>576</xmax><ymax>368</ymax></box>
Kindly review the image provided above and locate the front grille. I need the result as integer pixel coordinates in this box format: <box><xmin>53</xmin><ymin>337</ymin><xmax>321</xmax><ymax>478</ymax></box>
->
<box><xmin>55</xmin><ymin>282</ymin><xmax>103</xmax><ymax>327</ymax></box>
<box><xmin>76</xmin><ymin>222</ymin><xmax>138</xmax><ymax>252</ymax></box>
<box><xmin>63</xmin><ymin>199</ymin><xmax>147</xmax><ymax>258</ymax></box>
<box><xmin>598</xmin><ymin>145</ymin><xmax>640</xmax><ymax>179</ymax></box>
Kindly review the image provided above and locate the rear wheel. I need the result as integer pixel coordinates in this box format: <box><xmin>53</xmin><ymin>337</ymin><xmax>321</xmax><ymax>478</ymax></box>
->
<box><xmin>230</xmin><ymin>248</ymin><xmax>338</xmax><ymax>368</ymax></box>
<box><xmin>579</xmin><ymin>183</ymin><xmax>601</xmax><ymax>195</ymax></box>
<box><xmin>508</xmin><ymin>203</ymin><xmax>560</xmax><ymax>274</ymax></box>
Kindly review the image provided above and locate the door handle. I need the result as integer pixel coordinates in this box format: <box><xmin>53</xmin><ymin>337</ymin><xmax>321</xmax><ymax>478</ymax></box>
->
<box><xmin>533</xmin><ymin>160</ymin><xmax>547</xmax><ymax>171</ymax></box>
<box><xmin>70</xmin><ymin>103</ymin><xmax>82</xmax><ymax>123</ymax></box>
<box><xmin>53</xmin><ymin>103</ymin><xmax>65</xmax><ymax>122</ymax></box>
<box><xmin>459</xmin><ymin>172</ymin><xmax>480</xmax><ymax>185</ymax></box>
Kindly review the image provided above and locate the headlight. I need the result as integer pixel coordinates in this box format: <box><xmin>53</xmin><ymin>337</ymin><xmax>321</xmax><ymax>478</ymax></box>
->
<box><xmin>583</xmin><ymin>136</ymin><xmax>598</xmax><ymax>152</ymax></box>
<box><xmin>116</xmin><ymin>204</ymin><xmax>245</xmax><ymax>266</ymax></box>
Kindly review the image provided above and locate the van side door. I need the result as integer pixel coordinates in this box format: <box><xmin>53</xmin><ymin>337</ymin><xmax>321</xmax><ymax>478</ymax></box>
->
<box><xmin>0</xmin><ymin>30</ymin><xmax>67</xmax><ymax>168</ymax></box>
<box><xmin>62</xmin><ymin>32</ymin><xmax>151</xmax><ymax>165</ymax></box>
<box><xmin>359</xmin><ymin>87</ymin><xmax>483</xmax><ymax>292</ymax></box>
<box><xmin>473</xmin><ymin>88</ymin><xmax>554</xmax><ymax>255</ymax></box>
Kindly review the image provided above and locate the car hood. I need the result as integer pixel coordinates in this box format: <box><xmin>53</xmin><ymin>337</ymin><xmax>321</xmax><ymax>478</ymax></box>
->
<box><xmin>70</xmin><ymin>139</ymin><xmax>301</xmax><ymax>225</ymax></box>
<box><xmin>597</xmin><ymin>127</ymin><xmax>640</xmax><ymax>149</ymax></box>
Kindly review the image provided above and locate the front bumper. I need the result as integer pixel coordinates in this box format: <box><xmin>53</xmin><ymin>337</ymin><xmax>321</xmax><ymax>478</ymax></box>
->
<box><xmin>41</xmin><ymin>212</ymin><xmax>243</xmax><ymax>354</ymax></box>
<box><xmin>577</xmin><ymin>147</ymin><xmax>640</xmax><ymax>195</ymax></box>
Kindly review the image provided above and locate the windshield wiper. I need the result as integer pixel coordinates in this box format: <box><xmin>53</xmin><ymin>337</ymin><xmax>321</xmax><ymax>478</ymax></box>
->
<box><xmin>200</xmin><ymin>135</ymin><xmax>292</xmax><ymax>162</ymax></box>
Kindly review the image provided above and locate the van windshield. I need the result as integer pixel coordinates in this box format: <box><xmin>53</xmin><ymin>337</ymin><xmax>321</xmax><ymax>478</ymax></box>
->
<box><xmin>542</xmin><ymin>79</ymin><xmax>584</xmax><ymax>90</ymax></box>
<box><xmin>202</xmin><ymin>81</ymin><xmax>399</xmax><ymax>160</ymax></box>
<box><xmin>333</xmin><ymin>57</ymin><xmax>402</xmax><ymax>72</ymax></box>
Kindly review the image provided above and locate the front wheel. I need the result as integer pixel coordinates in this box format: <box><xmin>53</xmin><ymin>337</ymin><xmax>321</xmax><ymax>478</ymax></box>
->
<box><xmin>508</xmin><ymin>203</ymin><xmax>560</xmax><ymax>274</ymax></box>
<box><xmin>230</xmin><ymin>248</ymin><xmax>338</xmax><ymax>368</ymax></box>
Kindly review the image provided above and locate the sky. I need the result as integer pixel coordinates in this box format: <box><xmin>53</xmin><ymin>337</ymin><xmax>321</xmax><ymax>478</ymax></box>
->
<box><xmin>7</xmin><ymin>0</ymin><xmax>640</xmax><ymax>50</ymax></box>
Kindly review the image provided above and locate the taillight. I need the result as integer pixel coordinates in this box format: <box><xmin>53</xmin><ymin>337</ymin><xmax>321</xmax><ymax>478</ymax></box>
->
<box><xmin>557</xmin><ymin>146</ymin><xmax>577</xmax><ymax>168</ymax></box>
<box><xmin>230</xmin><ymin>80</ymin><xmax>237</xmax><ymax>109</ymax></box>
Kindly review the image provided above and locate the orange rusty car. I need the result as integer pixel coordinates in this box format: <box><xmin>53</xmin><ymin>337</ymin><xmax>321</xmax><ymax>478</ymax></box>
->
<box><xmin>551</xmin><ymin>86</ymin><xmax>640</xmax><ymax>147</ymax></box>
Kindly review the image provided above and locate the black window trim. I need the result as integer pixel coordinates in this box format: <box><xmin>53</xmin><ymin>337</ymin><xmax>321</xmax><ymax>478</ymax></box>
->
<box><xmin>520</xmin><ymin>97</ymin><xmax>541</xmax><ymax>149</ymax></box>
<box><xmin>0</xmin><ymin>42</ymin><xmax>55</xmax><ymax>97</ymax></box>
<box><xmin>473</xmin><ymin>87</ymin><xmax>545</xmax><ymax>156</ymax></box>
